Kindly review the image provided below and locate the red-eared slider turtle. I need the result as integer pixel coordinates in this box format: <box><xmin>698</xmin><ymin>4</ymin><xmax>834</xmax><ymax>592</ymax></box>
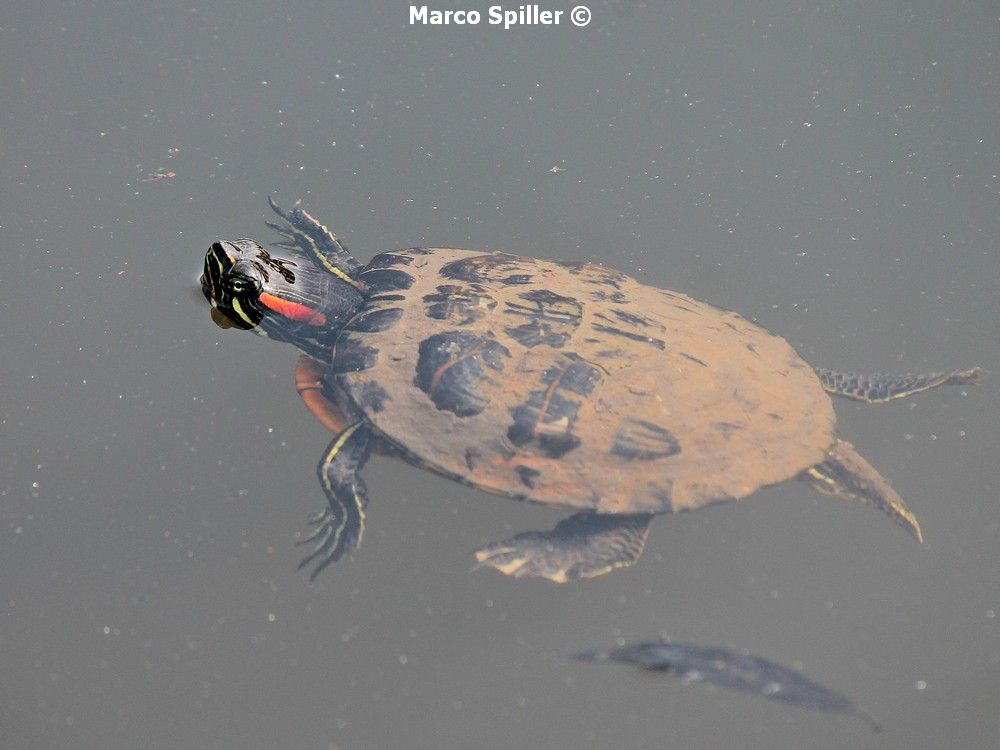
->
<box><xmin>200</xmin><ymin>199</ymin><xmax>981</xmax><ymax>582</ymax></box>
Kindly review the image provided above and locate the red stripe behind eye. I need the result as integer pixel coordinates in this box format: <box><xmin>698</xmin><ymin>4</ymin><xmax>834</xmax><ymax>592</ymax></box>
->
<box><xmin>259</xmin><ymin>292</ymin><xmax>327</xmax><ymax>325</ymax></box>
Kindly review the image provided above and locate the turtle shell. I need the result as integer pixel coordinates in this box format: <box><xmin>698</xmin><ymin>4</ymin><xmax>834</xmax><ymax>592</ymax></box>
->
<box><xmin>331</xmin><ymin>249</ymin><xmax>836</xmax><ymax>515</ymax></box>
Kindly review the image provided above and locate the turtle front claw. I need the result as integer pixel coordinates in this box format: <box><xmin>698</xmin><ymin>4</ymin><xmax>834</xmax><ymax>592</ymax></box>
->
<box><xmin>295</xmin><ymin>507</ymin><xmax>362</xmax><ymax>581</ymax></box>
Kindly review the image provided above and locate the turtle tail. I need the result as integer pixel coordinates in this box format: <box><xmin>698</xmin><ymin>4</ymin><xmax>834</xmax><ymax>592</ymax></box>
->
<box><xmin>801</xmin><ymin>438</ymin><xmax>923</xmax><ymax>543</ymax></box>
<box><xmin>816</xmin><ymin>367</ymin><xmax>982</xmax><ymax>404</ymax></box>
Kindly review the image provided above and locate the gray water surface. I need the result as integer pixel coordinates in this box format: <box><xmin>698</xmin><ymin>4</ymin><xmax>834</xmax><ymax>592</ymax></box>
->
<box><xmin>1</xmin><ymin>2</ymin><xmax>997</xmax><ymax>748</ymax></box>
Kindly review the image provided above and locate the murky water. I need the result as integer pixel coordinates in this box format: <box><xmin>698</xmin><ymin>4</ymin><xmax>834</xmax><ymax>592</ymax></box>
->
<box><xmin>1</xmin><ymin>2</ymin><xmax>996</xmax><ymax>748</ymax></box>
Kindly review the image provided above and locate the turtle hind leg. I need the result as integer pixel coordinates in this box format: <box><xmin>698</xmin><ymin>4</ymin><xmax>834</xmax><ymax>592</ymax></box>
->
<box><xmin>801</xmin><ymin>438</ymin><xmax>923</xmax><ymax>543</ymax></box>
<box><xmin>473</xmin><ymin>512</ymin><xmax>654</xmax><ymax>583</ymax></box>
<box><xmin>817</xmin><ymin>367</ymin><xmax>982</xmax><ymax>404</ymax></box>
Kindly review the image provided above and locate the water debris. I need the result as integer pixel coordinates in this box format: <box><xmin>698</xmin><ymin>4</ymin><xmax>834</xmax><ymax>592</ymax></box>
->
<box><xmin>143</xmin><ymin>170</ymin><xmax>176</xmax><ymax>182</ymax></box>
<box><xmin>573</xmin><ymin>640</ymin><xmax>880</xmax><ymax>732</ymax></box>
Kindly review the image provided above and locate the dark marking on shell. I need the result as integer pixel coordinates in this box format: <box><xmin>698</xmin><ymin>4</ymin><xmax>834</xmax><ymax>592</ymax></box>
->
<box><xmin>611</xmin><ymin>309</ymin><xmax>655</xmax><ymax>328</ymax></box>
<box><xmin>502</xmin><ymin>274</ymin><xmax>533</xmax><ymax>286</ymax></box>
<box><xmin>356</xmin><ymin>381</ymin><xmax>390</xmax><ymax>413</ymax></box>
<box><xmin>505</xmin><ymin>324</ymin><xmax>571</xmax><ymax>349</ymax></box>
<box><xmin>366</xmin><ymin>252</ymin><xmax>414</xmax><ymax>268</ymax></box>
<box><xmin>347</xmin><ymin>307</ymin><xmax>404</xmax><ymax>333</ymax></box>
<box><xmin>594</xmin><ymin>310</ymin><xmax>664</xmax><ymax>336</ymax></box>
<box><xmin>592</xmin><ymin>324</ymin><xmax>666</xmax><ymax>350</ymax></box>
<box><xmin>331</xmin><ymin>336</ymin><xmax>379</xmax><ymax>373</ymax></box>
<box><xmin>506</xmin><ymin>354</ymin><xmax>599</xmax><ymax>459</ymax></box>
<box><xmin>613</xmin><ymin>418</ymin><xmax>681</xmax><ymax>460</ymax></box>
<box><xmin>658</xmin><ymin>290</ymin><xmax>686</xmax><ymax>301</ymax></box>
<box><xmin>508</xmin><ymin>404</ymin><xmax>581</xmax><ymax>457</ymax></box>
<box><xmin>439</xmin><ymin>253</ymin><xmax>528</xmax><ymax>285</ymax></box>
<box><xmin>713</xmin><ymin>422</ymin><xmax>742</xmax><ymax>439</ymax></box>
<box><xmin>423</xmin><ymin>283</ymin><xmax>463</xmax><ymax>298</ymax></box>
<box><xmin>552</xmin><ymin>355</ymin><xmax>601</xmax><ymax>396</ymax></box>
<box><xmin>583</xmin><ymin>269</ymin><xmax>624</xmax><ymax>289</ymax></box>
<box><xmin>358</xmin><ymin>268</ymin><xmax>416</xmax><ymax>293</ymax></box>
<box><xmin>656</xmin><ymin>289</ymin><xmax>696</xmax><ymax>312</ymax></box>
<box><xmin>515</xmin><ymin>289</ymin><xmax>580</xmax><ymax>310</ymax></box>
<box><xmin>596</xmin><ymin>349</ymin><xmax>626</xmax><ymax>359</ymax></box>
<box><xmin>648</xmin><ymin>481</ymin><xmax>674</xmax><ymax>511</ymax></box>
<box><xmin>679</xmin><ymin>351</ymin><xmax>708</xmax><ymax>367</ymax></box>
<box><xmin>590</xmin><ymin>289</ymin><xmax>629</xmax><ymax>304</ymax></box>
<box><xmin>423</xmin><ymin>284</ymin><xmax>497</xmax><ymax>326</ymax></box>
<box><xmin>464</xmin><ymin>448</ymin><xmax>480</xmax><ymax>471</ymax></box>
<box><xmin>414</xmin><ymin>331</ymin><xmax>511</xmax><ymax>417</ymax></box>
<box><xmin>503</xmin><ymin>289</ymin><xmax>583</xmax><ymax>349</ymax></box>
<box><xmin>515</xmin><ymin>465</ymin><xmax>541</xmax><ymax>489</ymax></box>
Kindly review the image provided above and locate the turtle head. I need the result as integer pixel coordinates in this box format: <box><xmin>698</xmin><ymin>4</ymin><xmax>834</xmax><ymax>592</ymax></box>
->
<box><xmin>201</xmin><ymin>238</ymin><xmax>365</xmax><ymax>359</ymax></box>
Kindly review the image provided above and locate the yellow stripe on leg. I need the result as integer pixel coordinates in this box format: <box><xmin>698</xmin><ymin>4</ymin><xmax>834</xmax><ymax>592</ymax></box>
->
<box><xmin>318</xmin><ymin>422</ymin><xmax>367</xmax><ymax>557</ymax></box>
<box><xmin>283</xmin><ymin>215</ymin><xmax>364</xmax><ymax>291</ymax></box>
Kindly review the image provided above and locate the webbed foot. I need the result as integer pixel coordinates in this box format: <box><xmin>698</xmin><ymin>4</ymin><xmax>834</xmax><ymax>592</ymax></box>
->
<box><xmin>817</xmin><ymin>367</ymin><xmax>982</xmax><ymax>403</ymax></box>
<box><xmin>296</xmin><ymin>506</ymin><xmax>363</xmax><ymax>581</ymax></box>
<box><xmin>802</xmin><ymin>438</ymin><xmax>923</xmax><ymax>542</ymax></box>
<box><xmin>474</xmin><ymin>512</ymin><xmax>653</xmax><ymax>583</ymax></box>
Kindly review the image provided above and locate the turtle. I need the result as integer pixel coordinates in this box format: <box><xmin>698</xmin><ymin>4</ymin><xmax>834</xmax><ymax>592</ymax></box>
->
<box><xmin>200</xmin><ymin>199</ymin><xmax>981</xmax><ymax>583</ymax></box>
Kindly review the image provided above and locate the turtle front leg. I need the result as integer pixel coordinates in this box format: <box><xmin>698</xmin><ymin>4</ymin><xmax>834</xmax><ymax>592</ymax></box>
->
<box><xmin>800</xmin><ymin>438</ymin><xmax>923</xmax><ymax>542</ymax></box>
<box><xmin>474</xmin><ymin>512</ymin><xmax>654</xmax><ymax>583</ymax></box>
<box><xmin>297</xmin><ymin>422</ymin><xmax>372</xmax><ymax>580</ymax></box>
<box><xmin>267</xmin><ymin>197</ymin><xmax>364</xmax><ymax>282</ymax></box>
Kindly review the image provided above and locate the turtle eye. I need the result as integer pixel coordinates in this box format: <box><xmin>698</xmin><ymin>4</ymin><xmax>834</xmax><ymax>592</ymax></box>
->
<box><xmin>225</xmin><ymin>275</ymin><xmax>256</xmax><ymax>296</ymax></box>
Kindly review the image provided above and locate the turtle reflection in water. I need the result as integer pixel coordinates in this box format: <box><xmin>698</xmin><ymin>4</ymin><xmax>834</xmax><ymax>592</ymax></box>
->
<box><xmin>200</xmin><ymin>199</ymin><xmax>981</xmax><ymax>582</ymax></box>
<box><xmin>574</xmin><ymin>640</ymin><xmax>881</xmax><ymax>731</ymax></box>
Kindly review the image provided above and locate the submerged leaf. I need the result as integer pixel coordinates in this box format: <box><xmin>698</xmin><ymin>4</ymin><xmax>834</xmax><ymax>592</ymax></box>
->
<box><xmin>574</xmin><ymin>641</ymin><xmax>880</xmax><ymax>732</ymax></box>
